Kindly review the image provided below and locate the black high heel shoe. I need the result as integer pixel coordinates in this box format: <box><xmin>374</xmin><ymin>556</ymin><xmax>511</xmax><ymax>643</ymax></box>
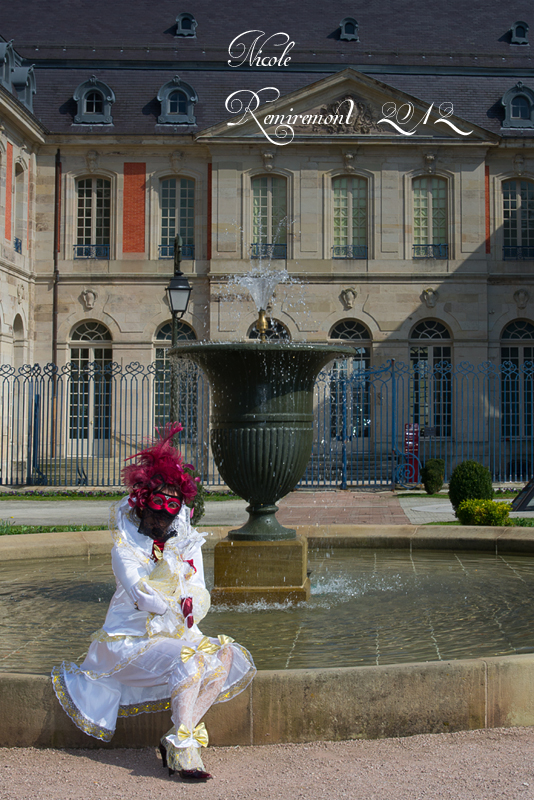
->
<box><xmin>158</xmin><ymin>742</ymin><xmax>175</xmax><ymax>776</ymax></box>
<box><xmin>179</xmin><ymin>769</ymin><xmax>213</xmax><ymax>781</ymax></box>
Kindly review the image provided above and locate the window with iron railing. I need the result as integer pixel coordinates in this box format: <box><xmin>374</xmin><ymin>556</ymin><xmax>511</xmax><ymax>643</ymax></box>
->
<box><xmin>160</xmin><ymin>178</ymin><xmax>195</xmax><ymax>258</ymax></box>
<box><xmin>413</xmin><ymin>176</ymin><xmax>448</xmax><ymax>259</ymax></box>
<box><xmin>329</xmin><ymin>320</ymin><xmax>371</xmax><ymax>440</ymax></box>
<box><xmin>409</xmin><ymin>320</ymin><xmax>452</xmax><ymax>438</ymax></box>
<box><xmin>154</xmin><ymin>320</ymin><xmax>198</xmax><ymax>433</ymax></box>
<box><xmin>503</xmin><ymin>180</ymin><xmax>534</xmax><ymax>259</ymax></box>
<box><xmin>332</xmin><ymin>176</ymin><xmax>367</xmax><ymax>259</ymax></box>
<box><xmin>251</xmin><ymin>175</ymin><xmax>287</xmax><ymax>259</ymax></box>
<box><xmin>501</xmin><ymin>320</ymin><xmax>534</xmax><ymax>438</ymax></box>
<box><xmin>75</xmin><ymin>178</ymin><xmax>111</xmax><ymax>259</ymax></box>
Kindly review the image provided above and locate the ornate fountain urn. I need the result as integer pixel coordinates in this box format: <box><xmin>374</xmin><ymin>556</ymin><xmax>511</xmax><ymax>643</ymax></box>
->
<box><xmin>170</xmin><ymin>339</ymin><xmax>350</xmax><ymax>603</ymax></box>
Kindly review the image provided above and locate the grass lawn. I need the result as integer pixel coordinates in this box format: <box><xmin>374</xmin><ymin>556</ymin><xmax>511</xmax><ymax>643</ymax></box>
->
<box><xmin>0</xmin><ymin>523</ymin><xmax>108</xmax><ymax>535</ymax></box>
<box><xmin>0</xmin><ymin>490</ymin><xmax>239</xmax><ymax>502</ymax></box>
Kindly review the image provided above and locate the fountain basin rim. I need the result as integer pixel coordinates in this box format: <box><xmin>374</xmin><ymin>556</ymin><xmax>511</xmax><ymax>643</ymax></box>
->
<box><xmin>2</xmin><ymin>524</ymin><xmax>534</xmax><ymax>563</ymax></box>
<box><xmin>168</xmin><ymin>341</ymin><xmax>355</xmax><ymax>357</ymax></box>
<box><xmin>3</xmin><ymin>530</ymin><xmax>534</xmax><ymax>747</ymax></box>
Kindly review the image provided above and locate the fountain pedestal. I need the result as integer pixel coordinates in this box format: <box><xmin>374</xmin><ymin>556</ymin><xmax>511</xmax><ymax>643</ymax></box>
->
<box><xmin>211</xmin><ymin>537</ymin><xmax>310</xmax><ymax>605</ymax></box>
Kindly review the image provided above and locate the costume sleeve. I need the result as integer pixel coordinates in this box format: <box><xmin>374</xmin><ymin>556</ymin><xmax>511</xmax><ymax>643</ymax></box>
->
<box><xmin>111</xmin><ymin>542</ymin><xmax>150</xmax><ymax>599</ymax></box>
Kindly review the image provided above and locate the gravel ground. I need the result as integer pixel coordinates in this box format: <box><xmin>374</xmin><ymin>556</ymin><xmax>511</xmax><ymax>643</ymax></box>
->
<box><xmin>2</xmin><ymin>728</ymin><xmax>534</xmax><ymax>800</ymax></box>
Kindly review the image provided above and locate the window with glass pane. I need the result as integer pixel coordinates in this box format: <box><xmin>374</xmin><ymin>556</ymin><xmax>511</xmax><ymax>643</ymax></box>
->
<box><xmin>329</xmin><ymin>321</ymin><xmax>371</xmax><ymax>439</ymax></box>
<box><xmin>512</xmin><ymin>96</ymin><xmax>530</xmax><ymax>119</ymax></box>
<box><xmin>410</xmin><ymin>321</ymin><xmax>452</xmax><ymax>437</ymax></box>
<box><xmin>69</xmin><ymin>323</ymin><xmax>112</xmax><ymax>443</ymax></box>
<box><xmin>413</xmin><ymin>177</ymin><xmax>447</xmax><ymax>245</ymax></box>
<box><xmin>153</xmin><ymin>321</ymin><xmax>198</xmax><ymax>433</ymax></box>
<box><xmin>85</xmin><ymin>91</ymin><xmax>103</xmax><ymax>114</ymax></box>
<box><xmin>501</xmin><ymin>321</ymin><xmax>534</xmax><ymax>438</ymax></box>
<box><xmin>252</xmin><ymin>176</ymin><xmax>287</xmax><ymax>244</ymax></box>
<box><xmin>503</xmin><ymin>180</ymin><xmax>534</xmax><ymax>250</ymax></box>
<box><xmin>161</xmin><ymin>178</ymin><xmax>195</xmax><ymax>247</ymax></box>
<box><xmin>169</xmin><ymin>91</ymin><xmax>187</xmax><ymax>114</ymax></box>
<box><xmin>333</xmin><ymin>177</ymin><xmax>367</xmax><ymax>247</ymax></box>
<box><xmin>76</xmin><ymin>178</ymin><xmax>111</xmax><ymax>246</ymax></box>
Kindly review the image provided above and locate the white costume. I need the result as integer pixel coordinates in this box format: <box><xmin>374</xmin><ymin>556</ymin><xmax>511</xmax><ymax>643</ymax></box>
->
<box><xmin>52</xmin><ymin>498</ymin><xmax>255</xmax><ymax>771</ymax></box>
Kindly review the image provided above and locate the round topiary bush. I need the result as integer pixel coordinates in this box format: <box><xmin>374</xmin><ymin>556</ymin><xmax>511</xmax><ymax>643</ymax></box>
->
<box><xmin>448</xmin><ymin>460</ymin><xmax>493</xmax><ymax>514</ymax></box>
<box><xmin>184</xmin><ymin>465</ymin><xmax>206</xmax><ymax>525</ymax></box>
<box><xmin>421</xmin><ymin>458</ymin><xmax>445</xmax><ymax>495</ymax></box>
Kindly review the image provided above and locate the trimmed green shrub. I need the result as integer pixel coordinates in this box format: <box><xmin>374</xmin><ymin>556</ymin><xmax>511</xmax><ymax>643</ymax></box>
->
<box><xmin>456</xmin><ymin>499</ymin><xmax>511</xmax><ymax>527</ymax></box>
<box><xmin>184</xmin><ymin>466</ymin><xmax>207</xmax><ymax>525</ymax></box>
<box><xmin>448</xmin><ymin>460</ymin><xmax>493</xmax><ymax>514</ymax></box>
<box><xmin>421</xmin><ymin>458</ymin><xmax>445</xmax><ymax>495</ymax></box>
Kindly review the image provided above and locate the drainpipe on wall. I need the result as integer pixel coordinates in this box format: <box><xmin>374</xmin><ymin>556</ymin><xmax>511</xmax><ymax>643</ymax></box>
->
<box><xmin>51</xmin><ymin>149</ymin><xmax>61</xmax><ymax>455</ymax></box>
<box><xmin>52</xmin><ymin>148</ymin><xmax>61</xmax><ymax>366</ymax></box>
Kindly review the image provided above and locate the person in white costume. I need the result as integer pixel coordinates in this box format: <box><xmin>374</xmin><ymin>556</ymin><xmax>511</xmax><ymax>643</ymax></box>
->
<box><xmin>52</xmin><ymin>423</ymin><xmax>256</xmax><ymax>782</ymax></box>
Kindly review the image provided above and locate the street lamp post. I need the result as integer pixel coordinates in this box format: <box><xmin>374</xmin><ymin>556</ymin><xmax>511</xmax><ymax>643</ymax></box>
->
<box><xmin>166</xmin><ymin>234</ymin><xmax>192</xmax><ymax>427</ymax></box>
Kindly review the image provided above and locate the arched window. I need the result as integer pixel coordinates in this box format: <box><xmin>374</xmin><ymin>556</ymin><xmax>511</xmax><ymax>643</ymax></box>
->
<box><xmin>251</xmin><ymin>175</ymin><xmax>287</xmax><ymax>259</ymax></box>
<box><xmin>14</xmin><ymin>163</ymin><xmax>25</xmax><ymax>254</ymax></box>
<box><xmin>332</xmin><ymin>177</ymin><xmax>367</xmax><ymax>259</ymax></box>
<box><xmin>74</xmin><ymin>178</ymin><xmax>111</xmax><ymax>259</ymax></box>
<box><xmin>85</xmin><ymin>91</ymin><xmax>103</xmax><ymax>115</ymax></box>
<box><xmin>413</xmin><ymin>177</ymin><xmax>448</xmax><ymax>259</ymax></box>
<box><xmin>340</xmin><ymin>17</ymin><xmax>359</xmax><ymax>41</ymax></box>
<box><xmin>175</xmin><ymin>12</ymin><xmax>197</xmax><ymax>37</ymax></box>
<box><xmin>501</xmin><ymin>320</ymin><xmax>534</xmax><ymax>439</ymax></box>
<box><xmin>410</xmin><ymin>321</ymin><xmax>452</xmax><ymax>437</ymax></box>
<box><xmin>157</xmin><ymin>77</ymin><xmax>197</xmax><ymax>124</ymax></box>
<box><xmin>512</xmin><ymin>96</ymin><xmax>530</xmax><ymax>120</ymax></box>
<box><xmin>69</xmin><ymin>322</ymin><xmax>112</xmax><ymax>447</ymax></box>
<box><xmin>248</xmin><ymin>318</ymin><xmax>290</xmax><ymax>340</ymax></box>
<box><xmin>511</xmin><ymin>20</ymin><xmax>529</xmax><ymax>44</ymax></box>
<box><xmin>13</xmin><ymin>314</ymin><xmax>25</xmax><ymax>369</ymax></box>
<box><xmin>503</xmin><ymin>180</ymin><xmax>534</xmax><ymax>259</ymax></box>
<box><xmin>502</xmin><ymin>82</ymin><xmax>534</xmax><ymax>128</ymax></box>
<box><xmin>329</xmin><ymin>320</ymin><xmax>372</xmax><ymax>439</ymax></box>
<box><xmin>73</xmin><ymin>77</ymin><xmax>115</xmax><ymax>124</ymax></box>
<box><xmin>153</xmin><ymin>320</ymin><xmax>198</xmax><ymax>432</ymax></box>
<box><xmin>159</xmin><ymin>178</ymin><xmax>195</xmax><ymax>259</ymax></box>
<box><xmin>169</xmin><ymin>91</ymin><xmax>187</xmax><ymax>115</ymax></box>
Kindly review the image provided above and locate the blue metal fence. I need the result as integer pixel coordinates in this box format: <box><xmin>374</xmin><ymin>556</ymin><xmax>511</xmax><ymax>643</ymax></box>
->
<box><xmin>0</xmin><ymin>359</ymin><xmax>533</xmax><ymax>487</ymax></box>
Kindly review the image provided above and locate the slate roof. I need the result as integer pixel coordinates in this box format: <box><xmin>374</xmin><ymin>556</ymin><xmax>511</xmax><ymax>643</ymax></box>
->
<box><xmin>2</xmin><ymin>0</ymin><xmax>534</xmax><ymax>64</ymax></box>
<box><xmin>27</xmin><ymin>66</ymin><xmax>532</xmax><ymax>137</ymax></box>
<box><xmin>3</xmin><ymin>0</ymin><xmax>534</xmax><ymax>138</ymax></box>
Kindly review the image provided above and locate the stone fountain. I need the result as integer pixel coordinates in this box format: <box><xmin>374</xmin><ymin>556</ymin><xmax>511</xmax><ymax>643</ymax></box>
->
<box><xmin>170</xmin><ymin>269</ymin><xmax>350</xmax><ymax>605</ymax></box>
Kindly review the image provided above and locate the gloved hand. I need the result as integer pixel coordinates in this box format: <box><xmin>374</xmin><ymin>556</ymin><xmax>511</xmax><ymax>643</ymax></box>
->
<box><xmin>131</xmin><ymin>582</ymin><xmax>168</xmax><ymax>615</ymax></box>
<box><xmin>180</xmin><ymin>596</ymin><xmax>194</xmax><ymax>628</ymax></box>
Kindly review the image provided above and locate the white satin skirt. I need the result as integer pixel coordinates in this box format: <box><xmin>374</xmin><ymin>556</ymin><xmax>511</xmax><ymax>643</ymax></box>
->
<box><xmin>52</xmin><ymin>631</ymin><xmax>256</xmax><ymax>741</ymax></box>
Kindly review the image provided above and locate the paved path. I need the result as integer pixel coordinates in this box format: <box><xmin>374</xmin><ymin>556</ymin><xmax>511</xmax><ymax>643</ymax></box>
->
<box><xmin>0</xmin><ymin>491</ymin><xmax>411</xmax><ymax>527</ymax></box>
<box><xmin>2</xmin><ymin>727</ymin><xmax>534</xmax><ymax>800</ymax></box>
<box><xmin>3</xmin><ymin>490</ymin><xmax>534</xmax><ymax>528</ymax></box>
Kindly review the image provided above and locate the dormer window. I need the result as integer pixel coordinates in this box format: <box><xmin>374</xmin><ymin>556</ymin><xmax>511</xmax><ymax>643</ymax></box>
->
<box><xmin>73</xmin><ymin>77</ymin><xmax>115</xmax><ymax>124</ymax></box>
<box><xmin>157</xmin><ymin>76</ymin><xmax>197</xmax><ymax>124</ymax></box>
<box><xmin>502</xmin><ymin>82</ymin><xmax>534</xmax><ymax>128</ymax></box>
<box><xmin>11</xmin><ymin>65</ymin><xmax>36</xmax><ymax>112</ymax></box>
<box><xmin>511</xmin><ymin>20</ymin><xmax>529</xmax><ymax>45</ymax></box>
<box><xmin>176</xmin><ymin>12</ymin><xmax>197</xmax><ymax>37</ymax></box>
<box><xmin>340</xmin><ymin>17</ymin><xmax>359</xmax><ymax>41</ymax></box>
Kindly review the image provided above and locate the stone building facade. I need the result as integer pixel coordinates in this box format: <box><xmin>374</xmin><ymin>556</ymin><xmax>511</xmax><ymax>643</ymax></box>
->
<box><xmin>1</xmin><ymin>2</ymin><xmax>534</xmax><ymax>376</ymax></box>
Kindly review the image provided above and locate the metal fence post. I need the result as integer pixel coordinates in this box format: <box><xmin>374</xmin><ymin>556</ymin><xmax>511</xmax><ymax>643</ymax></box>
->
<box><xmin>390</xmin><ymin>359</ymin><xmax>396</xmax><ymax>486</ymax></box>
<box><xmin>340</xmin><ymin>371</ymin><xmax>348</xmax><ymax>490</ymax></box>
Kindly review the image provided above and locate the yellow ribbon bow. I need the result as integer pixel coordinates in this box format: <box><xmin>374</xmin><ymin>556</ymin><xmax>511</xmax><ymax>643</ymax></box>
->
<box><xmin>218</xmin><ymin>634</ymin><xmax>235</xmax><ymax>646</ymax></box>
<box><xmin>177</xmin><ymin>722</ymin><xmax>209</xmax><ymax>748</ymax></box>
<box><xmin>181</xmin><ymin>636</ymin><xmax>222</xmax><ymax>663</ymax></box>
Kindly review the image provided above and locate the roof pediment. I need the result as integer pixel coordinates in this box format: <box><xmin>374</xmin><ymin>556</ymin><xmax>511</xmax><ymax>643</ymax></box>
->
<box><xmin>197</xmin><ymin>68</ymin><xmax>498</xmax><ymax>144</ymax></box>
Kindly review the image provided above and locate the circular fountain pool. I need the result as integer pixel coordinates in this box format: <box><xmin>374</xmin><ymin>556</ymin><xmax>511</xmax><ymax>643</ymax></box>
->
<box><xmin>3</xmin><ymin>546</ymin><xmax>534</xmax><ymax>674</ymax></box>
